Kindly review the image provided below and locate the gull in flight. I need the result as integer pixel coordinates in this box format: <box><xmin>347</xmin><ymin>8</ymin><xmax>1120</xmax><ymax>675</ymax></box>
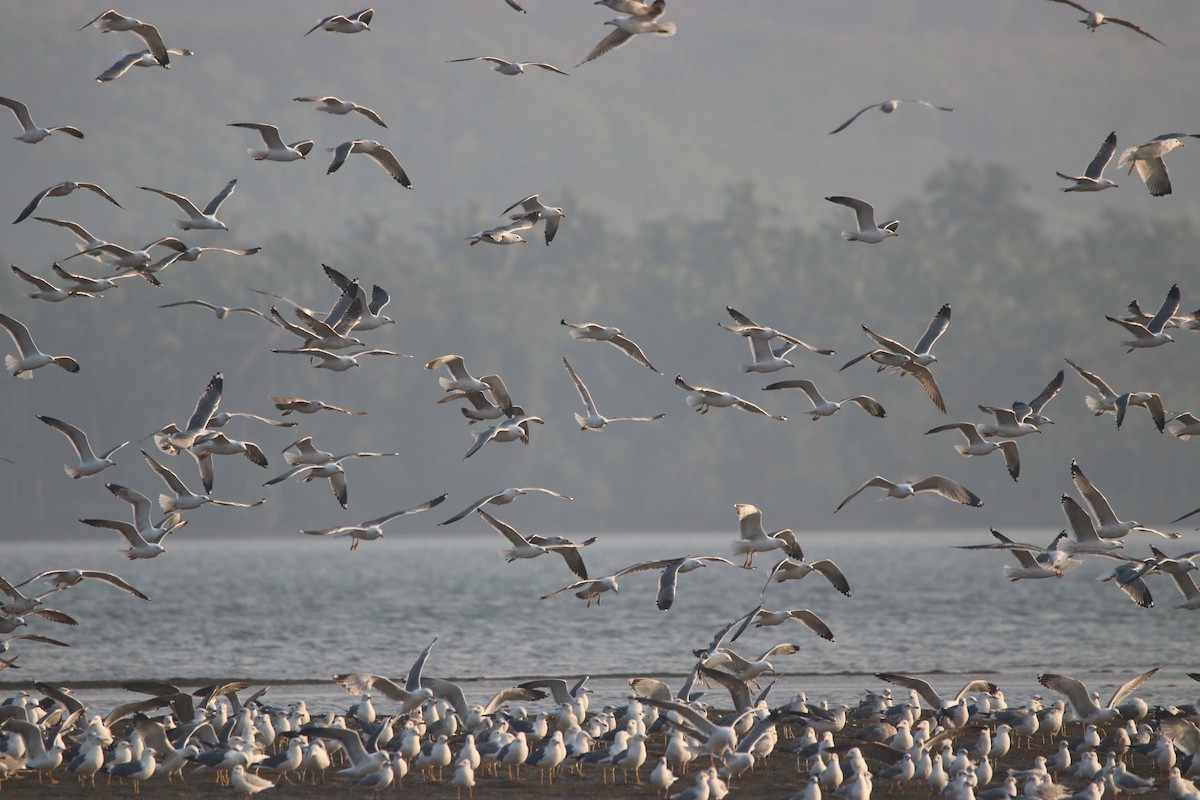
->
<box><xmin>81</xmin><ymin>482</ymin><xmax>186</xmax><ymax>559</ymax></box>
<box><xmin>138</xmin><ymin>178</ymin><xmax>238</xmax><ymax>231</ymax></box>
<box><xmin>825</xmin><ymin>196</ymin><xmax>898</xmax><ymax>242</ymax></box>
<box><xmin>0</xmin><ymin>312</ymin><xmax>80</xmax><ymax>378</ymax></box>
<box><xmin>925</xmin><ymin>422</ymin><xmax>1020</xmax><ymax>481</ymax></box>
<box><xmin>271</xmin><ymin>396</ymin><xmax>368</xmax><ymax>417</ymax></box>
<box><xmin>561</xmin><ymin>319</ymin><xmax>659</xmax><ymax>372</ymax></box>
<box><xmin>265</xmin><ymin>450</ymin><xmax>400</xmax><ymax>509</ymax></box>
<box><xmin>841</xmin><ymin>350</ymin><xmax>945</xmax><ymax>413</ymax></box>
<box><xmin>842</xmin><ymin>304</ymin><xmax>950</xmax><ymax>370</ymax></box>
<box><xmin>578</xmin><ymin>0</ymin><xmax>675</xmax><ymax>67</ymax></box>
<box><xmin>301</xmin><ymin>493</ymin><xmax>447</xmax><ymax>550</ymax></box>
<box><xmin>731</xmin><ymin>503</ymin><xmax>801</xmax><ymax>567</ymax></box>
<box><xmin>611</xmin><ymin>555</ymin><xmax>743</xmax><ymax>610</ymax></box>
<box><xmin>439</xmin><ymin>487</ymin><xmax>572</xmax><ymax>526</ymax></box>
<box><xmin>1045</xmin><ymin>1</ymin><xmax>1165</xmax><ymax>45</ymax></box>
<box><xmin>762</xmin><ymin>555</ymin><xmax>852</xmax><ymax>597</ymax></box>
<box><xmin>141</xmin><ymin>449</ymin><xmax>264</xmax><ymax>513</ymax></box>
<box><xmin>829</xmin><ymin>99</ymin><xmax>953</xmax><ymax>135</ymax></box>
<box><xmin>37</xmin><ymin>415</ymin><xmax>127</xmax><ymax>479</ymax></box>
<box><xmin>763</xmin><ymin>379</ymin><xmax>886</xmax><ymax>421</ymax></box>
<box><xmin>320</xmin><ymin>265</ymin><xmax>395</xmax><ymax>330</ymax></box>
<box><xmin>1144</xmin><ymin>545</ymin><xmax>1200</xmax><ymax>609</ymax></box>
<box><xmin>95</xmin><ymin>47</ymin><xmax>194</xmax><ymax>82</ymax></box>
<box><xmin>981</xmin><ymin>369</ymin><xmax>1065</xmax><ymax>429</ymax></box>
<box><xmin>500</xmin><ymin>195</ymin><xmax>566</xmax><ymax>245</ymax></box>
<box><xmin>10</xmin><ymin>265</ymin><xmax>92</xmax><ymax>302</ymax></box>
<box><xmin>1036</xmin><ymin>667</ymin><xmax>1161</xmax><ymax>726</ymax></box>
<box><xmin>187</xmin><ymin>431</ymin><xmax>269</xmax><ymax>493</ymax></box>
<box><xmin>305</xmin><ymin>8</ymin><xmax>373</xmax><ymax>35</ymax></box>
<box><xmin>475</xmin><ymin>509</ymin><xmax>591</xmax><ymax>578</ymax></box>
<box><xmin>675</xmin><ymin>375</ymin><xmax>787</xmax><ymax>420</ymax></box>
<box><xmin>14</xmin><ymin>568</ymin><xmax>148</xmax><ymax>600</ymax></box>
<box><xmin>1058</xmin><ymin>493</ymin><xmax>1124</xmax><ymax>553</ymax></box>
<box><xmin>155</xmin><ymin>239</ymin><xmax>260</xmax><ymax>264</ymax></box>
<box><xmin>61</xmin><ymin>237</ymin><xmax>172</xmax><ymax>272</ymax></box>
<box><xmin>466</xmin><ymin>212</ymin><xmax>538</xmax><ymax>245</ymax></box>
<box><xmin>1115</xmin><ymin>390</ymin><xmax>1166</xmax><ymax>431</ymax></box>
<box><xmin>151</xmin><ymin>372</ymin><xmax>223</xmax><ymax>454</ymax></box>
<box><xmin>228</xmin><ymin>123</ymin><xmax>314</xmax><ymax>162</ymax></box>
<box><xmin>293</xmin><ymin>96</ymin><xmax>386</xmax><ymax>126</ymax></box>
<box><xmin>159</xmin><ymin>299</ymin><xmax>270</xmax><ymax>322</ymax></box>
<box><xmin>957</xmin><ymin>528</ymin><xmax>1076</xmax><ymax>580</ymax></box>
<box><xmin>1058</xmin><ymin>131</ymin><xmax>1119</xmax><ymax>192</ymax></box>
<box><xmin>751</xmin><ymin>608</ymin><xmax>835</xmax><ymax>642</ymax></box>
<box><xmin>272</xmin><ymin>347</ymin><xmax>409</xmax><ymax>371</ymax></box>
<box><xmin>540</xmin><ymin>563</ymin><xmax>652</xmax><ymax>606</ymax></box>
<box><xmin>720</xmin><ymin>306</ymin><xmax>835</xmax><ymax>360</ymax></box>
<box><xmin>50</xmin><ymin>263</ymin><xmax>137</xmax><ymax>295</ymax></box>
<box><xmin>563</xmin><ymin>357</ymin><xmax>664</xmax><ymax>430</ymax></box>
<box><xmin>13</xmin><ymin>181</ymin><xmax>121</xmax><ymax>225</ymax></box>
<box><xmin>463</xmin><ymin>414</ymin><xmax>544</xmax><ymax>460</ymax></box>
<box><xmin>1065</xmin><ymin>357</ymin><xmax>1123</xmax><ymax>417</ymax></box>
<box><xmin>1118</xmin><ymin>134</ymin><xmax>1198</xmax><ymax>196</ymax></box>
<box><xmin>437</xmin><ymin>374</ymin><xmax>515</xmax><ymax>423</ymax></box>
<box><xmin>35</xmin><ymin>217</ymin><xmax>111</xmax><ymax>261</ymax></box>
<box><xmin>327</xmin><ymin>140</ymin><xmax>411</xmax><ymax>188</ymax></box>
<box><xmin>835</xmin><ymin>475</ymin><xmax>982</xmax><ymax>513</ymax></box>
<box><xmin>1166</xmin><ymin>411</ymin><xmax>1200</xmax><ymax>440</ymax></box>
<box><xmin>78</xmin><ymin>9</ymin><xmax>172</xmax><ymax>65</ymax></box>
<box><xmin>875</xmin><ymin>673</ymin><xmax>998</xmax><ymax>726</ymax></box>
<box><xmin>975</xmin><ymin>404</ymin><xmax>1041</xmax><ymax>438</ymax></box>
<box><xmin>426</xmin><ymin>354</ymin><xmax>492</xmax><ymax>394</ymax></box>
<box><xmin>1070</xmin><ymin>459</ymin><xmax>1178</xmax><ymax>539</ymax></box>
<box><xmin>447</xmin><ymin>57</ymin><xmax>569</xmax><ymax>77</ymax></box>
<box><xmin>1106</xmin><ymin>283</ymin><xmax>1179</xmax><ymax>350</ymax></box>
<box><xmin>0</xmin><ymin>96</ymin><xmax>84</xmax><ymax>143</ymax></box>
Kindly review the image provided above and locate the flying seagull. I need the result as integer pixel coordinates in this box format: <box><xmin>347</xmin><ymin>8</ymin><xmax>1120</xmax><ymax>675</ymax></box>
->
<box><xmin>825</xmin><ymin>196</ymin><xmax>898</xmax><ymax>242</ymax></box>
<box><xmin>301</xmin><ymin>494</ymin><xmax>447</xmax><ymax>550</ymax></box>
<box><xmin>13</xmin><ymin>181</ymin><xmax>121</xmax><ymax>225</ymax></box>
<box><xmin>674</xmin><ymin>375</ymin><xmax>787</xmax><ymax>420</ymax></box>
<box><xmin>1057</xmin><ymin>131</ymin><xmax>1119</xmax><ymax>192</ymax></box>
<box><xmin>293</xmin><ymin>96</ymin><xmax>387</xmax><ymax>127</ymax></box>
<box><xmin>561</xmin><ymin>319</ymin><xmax>659</xmax><ymax>372</ymax></box>
<box><xmin>305</xmin><ymin>8</ymin><xmax>373</xmax><ymax>35</ymax></box>
<box><xmin>0</xmin><ymin>96</ymin><xmax>84</xmax><ymax>143</ymax></box>
<box><xmin>1118</xmin><ymin>134</ymin><xmax>1199</xmax><ymax>196</ymax></box>
<box><xmin>228</xmin><ymin>123</ymin><xmax>314</xmax><ymax>162</ymax></box>
<box><xmin>0</xmin><ymin>313</ymin><xmax>80</xmax><ymax>378</ymax></box>
<box><xmin>1106</xmin><ymin>284</ymin><xmax>1179</xmax><ymax>350</ymax></box>
<box><xmin>563</xmin><ymin>357</ymin><xmax>664</xmax><ymax>430</ymax></box>
<box><xmin>500</xmin><ymin>195</ymin><xmax>566</xmax><ymax>244</ymax></box>
<box><xmin>447</xmin><ymin>57</ymin><xmax>569</xmax><ymax>77</ymax></box>
<box><xmin>578</xmin><ymin>0</ymin><xmax>675</xmax><ymax>67</ymax></box>
<box><xmin>138</xmin><ymin>178</ymin><xmax>238</xmax><ymax>231</ymax></box>
<box><xmin>829</xmin><ymin>99</ymin><xmax>952</xmax><ymax>135</ymax></box>
<box><xmin>327</xmin><ymin>140</ymin><xmax>411</xmax><ymax>188</ymax></box>
<box><xmin>835</xmin><ymin>475</ymin><xmax>982</xmax><ymax>513</ymax></box>
<box><xmin>1045</xmin><ymin>1</ymin><xmax>1165</xmax><ymax>45</ymax></box>
<box><xmin>37</xmin><ymin>415</ymin><xmax>128</xmax><ymax>479</ymax></box>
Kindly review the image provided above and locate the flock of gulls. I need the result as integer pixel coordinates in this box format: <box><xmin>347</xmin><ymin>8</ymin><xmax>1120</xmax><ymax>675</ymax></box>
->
<box><xmin>1</xmin><ymin>2</ymin><xmax>1199</xmax><ymax>800</ymax></box>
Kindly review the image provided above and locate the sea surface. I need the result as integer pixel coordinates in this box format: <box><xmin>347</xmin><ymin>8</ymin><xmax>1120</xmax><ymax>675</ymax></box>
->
<box><xmin>2</xmin><ymin>531</ymin><xmax>1196</xmax><ymax>717</ymax></box>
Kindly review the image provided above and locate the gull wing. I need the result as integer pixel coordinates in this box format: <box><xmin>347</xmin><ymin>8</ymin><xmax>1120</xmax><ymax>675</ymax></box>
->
<box><xmin>829</xmin><ymin>104</ymin><xmax>882</xmax><ymax>135</ymax></box>
<box><xmin>1084</xmin><ymin>131</ymin><xmax>1118</xmax><ymax>179</ymax></box>
<box><xmin>913</xmin><ymin>304</ymin><xmax>952</xmax><ymax>356</ymax></box>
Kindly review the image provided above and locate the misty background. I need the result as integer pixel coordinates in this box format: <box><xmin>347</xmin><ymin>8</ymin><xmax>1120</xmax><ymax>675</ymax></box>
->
<box><xmin>1</xmin><ymin>2</ymin><xmax>1198</xmax><ymax>545</ymax></box>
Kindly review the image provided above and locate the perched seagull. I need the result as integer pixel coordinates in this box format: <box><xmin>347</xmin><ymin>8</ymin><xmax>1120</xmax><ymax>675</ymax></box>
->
<box><xmin>500</xmin><ymin>195</ymin><xmax>566</xmax><ymax>244</ymax></box>
<box><xmin>578</xmin><ymin>0</ymin><xmax>675</xmax><ymax>66</ymax></box>
<box><xmin>10</xmin><ymin>265</ymin><xmax>92</xmax><ymax>302</ymax></box>
<box><xmin>302</xmin><ymin>494</ymin><xmax>447</xmax><ymax>550</ymax></box>
<box><xmin>1070</xmin><ymin>460</ymin><xmax>1177</xmax><ymax>539</ymax></box>
<box><xmin>37</xmin><ymin>415</ymin><xmax>128</xmax><ymax>479</ymax></box>
<box><xmin>141</xmin><ymin>449</ymin><xmax>264</xmax><ymax>513</ymax></box>
<box><xmin>926</xmin><ymin>422</ymin><xmax>1021</xmax><ymax>481</ymax></box>
<box><xmin>1036</xmin><ymin>667</ymin><xmax>1161</xmax><ymax>726</ymax></box>
<box><xmin>731</xmin><ymin>503</ymin><xmax>801</xmax><ymax>567</ymax></box>
<box><xmin>835</xmin><ymin>475</ymin><xmax>982</xmax><ymax>513</ymax></box>
<box><xmin>561</xmin><ymin>319</ymin><xmax>659</xmax><ymax>372</ymax></box>
<box><xmin>231</xmin><ymin>764</ymin><xmax>275</xmax><ymax>799</ymax></box>
<box><xmin>1118</xmin><ymin>134</ymin><xmax>1199</xmax><ymax>196</ymax></box>
<box><xmin>674</xmin><ymin>375</ymin><xmax>787</xmax><ymax>420</ymax></box>
<box><xmin>615</xmin><ymin>555</ymin><xmax>743</xmax><ymax>610</ymax></box>
<box><xmin>0</xmin><ymin>312</ymin><xmax>80</xmax><ymax>378</ymax></box>
<box><xmin>96</xmin><ymin>47</ymin><xmax>193</xmax><ymax>82</ymax></box>
<box><xmin>0</xmin><ymin>96</ymin><xmax>84</xmax><ymax>143</ymax></box>
<box><xmin>138</xmin><ymin>178</ymin><xmax>238</xmax><ymax>231</ymax></box>
<box><xmin>439</xmin><ymin>487</ymin><xmax>572</xmax><ymax>526</ymax></box>
<box><xmin>763</xmin><ymin>379</ymin><xmax>885</xmax><ymax>421</ymax></box>
<box><xmin>293</xmin><ymin>96</ymin><xmax>386</xmax><ymax>126</ymax></box>
<box><xmin>720</xmin><ymin>306</ymin><xmax>835</xmax><ymax>358</ymax></box>
<box><xmin>159</xmin><ymin>299</ymin><xmax>270</xmax><ymax>322</ymax></box>
<box><xmin>829</xmin><ymin>99</ymin><xmax>953</xmax><ymax>135</ymax></box>
<box><xmin>462</xmin><ymin>414</ymin><xmax>544</xmax><ymax>460</ymax></box>
<box><xmin>305</xmin><ymin>7</ymin><xmax>373</xmax><ymax>35</ymax></box>
<box><xmin>270</xmin><ymin>396</ymin><xmax>368</xmax><ymax>417</ymax></box>
<box><xmin>272</xmin><ymin>347</ymin><xmax>409</xmax><ymax>371</ymax></box>
<box><xmin>1045</xmin><ymin>0</ymin><xmax>1165</xmax><ymax>44</ymax></box>
<box><xmin>448</xmin><ymin>57</ymin><xmax>569</xmax><ymax>77</ymax></box>
<box><xmin>77</xmin><ymin>9</ymin><xmax>172</xmax><ymax>65</ymax></box>
<box><xmin>825</xmin><ymin>196</ymin><xmax>899</xmax><ymax>242</ymax></box>
<box><xmin>476</xmin><ymin>509</ymin><xmax>590</xmax><ymax>578</ymax></box>
<box><xmin>752</xmin><ymin>608</ymin><xmax>835</xmax><ymax>642</ymax></box>
<box><xmin>228</xmin><ymin>123</ymin><xmax>314</xmax><ymax>162</ymax></box>
<box><xmin>1058</xmin><ymin>131</ymin><xmax>1120</xmax><ymax>191</ymax></box>
<box><xmin>563</xmin><ymin>357</ymin><xmax>664</xmax><ymax>430</ymax></box>
<box><xmin>327</xmin><ymin>140</ymin><xmax>411</xmax><ymax>187</ymax></box>
<box><xmin>1106</xmin><ymin>284</ymin><xmax>1179</xmax><ymax>350</ymax></box>
<box><xmin>13</xmin><ymin>181</ymin><xmax>121</xmax><ymax>225</ymax></box>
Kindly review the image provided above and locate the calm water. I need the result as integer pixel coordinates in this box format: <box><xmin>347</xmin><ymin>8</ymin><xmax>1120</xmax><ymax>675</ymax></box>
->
<box><xmin>2</xmin><ymin>531</ymin><xmax>1196</xmax><ymax>715</ymax></box>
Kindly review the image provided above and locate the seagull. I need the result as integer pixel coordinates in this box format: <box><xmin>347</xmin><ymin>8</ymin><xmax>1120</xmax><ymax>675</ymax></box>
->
<box><xmin>825</xmin><ymin>196</ymin><xmax>898</xmax><ymax>242</ymax></box>
<box><xmin>720</xmin><ymin>306</ymin><xmax>835</xmax><ymax>358</ymax></box>
<box><xmin>12</xmin><ymin>181</ymin><xmax>121</xmax><ymax>225</ymax></box>
<box><xmin>986</xmin><ymin>369</ymin><xmax>1065</xmax><ymax>427</ymax></box>
<box><xmin>475</xmin><ymin>509</ymin><xmax>590</xmax><ymax>578</ymax></box>
<box><xmin>1045</xmin><ymin>1</ymin><xmax>1165</xmax><ymax>44</ymax></box>
<box><xmin>293</xmin><ymin>96</ymin><xmax>386</xmax><ymax>126</ymax></box>
<box><xmin>875</xmin><ymin>674</ymin><xmax>998</xmax><ymax>726</ymax></box>
<box><xmin>272</xmin><ymin>347</ymin><xmax>409</xmax><ymax>371</ymax></box>
<box><xmin>500</xmin><ymin>195</ymin><xmax>566</xmax><ymax>245</ymax></box>
<box><xmin>305</xmin><ymin>7</ymin><xmax>373</xmax><ymax>35</ymax></box>
<box><xmin>49</xmin><ymin>263</ymin><xmax>137</xmax><ymax>295</ymax></box>
<box><xmin>561</xmin><ymin>319</ymin><xmax>659</xmax><ymax>372</ymax></box>
<box><xmin>13</xmin><ymin>568</ymin><xmax>148</xmax><ymax>600</ymax></box>
<box><xmin>563</xmin><ymin>357</ymin><xmax>664</xmax><ymax>430</ymax></box>
<box><xmin>95</xmin><ymin>47</ymin><xmax>193</xmax><ymax>82</ymax></box>
<box><xmin>426</xmin><ymin>354</ymin><xmax>492</xmax><ymax>394</ymax></box>
<box><xmin>0</xmin><ymin>96</ymin><xmax>84</xmax><ymax>143</ymax></box>
<box><xmin>843</xmin><ymin>304</ymin><xmax>950</xmax><ymax>370</ymax></box>
<box><xmin>265</xmin><ymin>451</ymin><xmax>399</xmax><ymax>509</ymax></box>
<box><xmin>763</xmin><ymin>379</ymin><xmax>886</xmax><ymax>421</ymax></box>
<box><xmin>270</xmin><ymin>396</ymin><xmax>368</xmax><ymax>417</ymax></box>
<box><xmin>957</xmin><ymin>528</ymin><xmax>1077</xmax><ymax>580</ymax></box>
<box><xmin>81</xmin><ymin>483</ymin><xmax>186</xmax><ymax>559</ymax></box>
<box><xmin>1070</xmin><ymin>460</ymin><xmax>1178</xmax><ymax>539</ymax></box>
<box><xmin>835</xmin><ymin>476</ymin><xmax>982</xmax><ymax>513</ymax></box>
<box><xmin>10</xmin><ymin>265</ymin><xmax>92</xmax><ymax>302</ymax></box>
<box><xmin>36</xmin><ymin>415</ymin><xmax>128</xmax><ymax>479</ymax></box>
<box><xmin>465</xmin><ymin>214</ymin><xmax>535</xmax><ymax>245</ymax></box>
<box><xmin>1144</xmin><ymin>545</ymin><xmax>1200</xmax><ymax>609</ymax></box>
<box><xmin>1118</xmin><ymin>135</ymin><xmax>1199</xmax><ymax>196</ymax></box>
<box><xmin>612</xmin><ymin>556</ymin><xmax>743</xmax><ymax>610</ymax></box>
<box><xmin>187</xmin><ymin>431</ymin><xmax>269</xmax><ymax>493</ymax></box>
<box><xmin>141</xmin><ymin>449</ymin><xmax>264</xmax><ymax>513</ymax></box>
<box><xmin>840</xmin><ymin>350</ymin><xmax>946</xmax><ymax>413</ymax></box>
<box><xmin>1065</xmin><ymin>357</ymin><xmax>1122</xmax><ymax>417</ymax></box>
<box><xmin>1106</xmin><ymin>284</ymin><xmax>1179</xmax><ymax>350</ymax></box>
<box><xmin>231</xmin><ymin>764</ymin><xmax>274</xmax><ymax>799</ymax></box>
<box><xmin>61</xmin><ymin>237</ymin><xmax>172</xmax><ymax>271</ymax></box>
<box><xmin>447</xmin><ymin>57</ymin><xmax>569</xmax><ymax>77</ymax></box>
<box><xmin>578</xmin><ymin>0</ymin><xmax>676</xmax><ymax>66</ymax></box>
<box><xmin>327</xmin><ymin>140</ymin><xmax>411</xmax><ymax>188</ymax></box>
<box><xmin>674</xmin><ymin>375</ymin><xmax>787</xmax><ymax>419</ymax></box>
<box><xmin>439</xmin><ymin>487</ymin><xmax>572</xmax><ymax>526</ymax></box>
<box><xmin>319</xmin><ymin>265</ymin><xmax>394</xmax><ymax>330</ymax></box>
<box><xmin>138</xmin><ymin>178</ymin><xmax>238</xmax><ymax>230</ymax></box>
<box><xmin>751</xmin><ymin>608</ymin><xmax>835</xmax><ymax>641</ymax></box>
<box><xmin>829</xmin><ymin>99</ymin><xmax>953</xmax><ymax>135</ymax></box>
<box><xmin>926</xmin><ymin>422</ymin><xmax>1021</xmax><ymax>481</ymax></box>
<box><xmin>1036</xmin><ymin>667</ymin><xmax>1161</xmax><ymax>726</ymax></box>
<box><xmin>731</xmin><ymin>503</ymin><xmax>802</xmax><ymax>567</ymax></box>
<box><xmin>1058</xmin><ymin>131</ymin><xmax>1120</xmax><ymax>192</ymax></box>
<box><xmin>301</xmin><ymin>494</ymin><xmax>447</xmax><ymax>550</ymax></box>
<box><xmin>1166</xmin><ymin>411</ymin><xmax>1200</xmax><ymax>440</ymax></box>
<box><xmin>1059</xmin><ymin>493</ymin><xmax>1124</xmax><ymax>553</ymax></box>
<box><xmin>762</xmin><ymin>555</ymin><xmax>852</xmax><ymax>597</ymax></box>
<box><xmin>0</xmin><ymin>312</ymin><xmax>80</xmax><ymax>378</ymax></box>
<box><xmin>151</xmin><ymin>372</ymin><xmax>223</xmax><ymax>454</ymax></box>
<box><xmin>437</xmin><ymin>374</ymin><xmax>516</xmax><ymax>423</ymax></box>
<box><xmin>462</xmin><ymin>415</ymin><xmax>544</xmax><ymax>460</ymax></box>
<box><xmin>228</xmin><ymin>123</ymin><xmax>314</xmax><ymax>162</ymax></box>
<box><xmin>35</xmin><ymin>217</ymin><xmax>113</xmax><ymax>262</ymax></box>
<box><xmin>159</xmin><ymin>299</ymin><xmax>270</xmax><ymax>322</ymax></box>
<box><xmin>77</xmin><ymin>10</ymin><xmax>172</xmax><ymax>65</ymax></box>
<box><xmin>540</xmin><ymin>564</ymin><xmax>653</xmax><ymax>606</ymax></box>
